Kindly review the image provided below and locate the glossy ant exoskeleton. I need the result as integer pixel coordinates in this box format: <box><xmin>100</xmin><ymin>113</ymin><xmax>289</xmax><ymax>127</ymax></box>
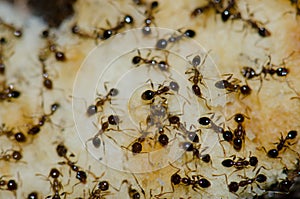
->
<box><xmin>37</xmin><ymin>168</ymin><xmax>69</xmax><ymax>199</ymax></box>
<box><xmin>0</xmin><ymin>18</ymin><xmax>22</xmax><ymax>38</ymax></box>
<box><xmin>220</xmin><ymin>0</ymin><xmax>241</xmax><ymax>22</ymax></box>
<box><xmin>0</xmin><ymin>83</ymin><xmax>21</xmax><ymax>101</ymax></box>
<box><xmin>39</xmin><ymin>30</ymin><xmax>66</xmax><ymax>62</ymax></box>
<box><xmin>262</xmin><ymin>130</ymin><xmax>298</xmax><ymax>158</ymax></box>
<box><xmin>27</xmin><ymin>103</ymin><xmax>60</xmax><ymax>136</ymax></box>
<box><xmin>0</xmin><ymin>147</ymin><xmax>23</xmax><ymax>162</ymax></box>
<box><xmin>27</xmin><ymin>191</ymin><xmax>39</xmax><ymax>199</ymax></box>
<box><xmin>0</xmin><ymin>175</ymin><xmax>18</xmax><ymax>197</ymax></box>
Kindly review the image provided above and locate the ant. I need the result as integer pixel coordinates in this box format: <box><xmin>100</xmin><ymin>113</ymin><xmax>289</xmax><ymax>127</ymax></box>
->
<box><xmin>157</xmin><ymin>163</ymin><xmax>211</xmax><ymax>197</ymax></box>
<box><xmin>39</xmin><ymin>30</ymin><xmax>66</xmax><ymax>62</ymax></box>
<box><xmin>220</xmin><ymin>0</ymin><xmax>241</xmax><ymax>22</ymax></box>
<box><xmin>88</xmin><ymin>179</ymin><xmax>113</xmax><ymax>198</ymax></box>
<box><xmin>141</xmin><ymin>82</ymin><xmax>172</xmax><ymax>102</ymax></box>
<box><xmin>39</xmin><ymin>59</ymin><xmax>54</xmax><ymax>90</ymax></box>
<box><xmin>56</xmin><ymin>143</ymin><xmax>88</xmax><ymax>184</ymax></box>
<box><xmin>262</xmin><ymin>130</ymin><xmax>298</xmax><ymax>158</ymax></box>
<box><xmin>86</xmin><ymin>115</ymin><xmax>120</xmax><ymax>150</ymax></box>
<box><xmin>185</xmin><ymin>53</ymin><xmax>211</xmax><ymax>108</ymax></box>
<box><xmin>215</xmin><ymin>74</ymin><xmax>252</xmax><ymax>97</ymax></box>
<box><xmin>156</xmin><ymin>29</ymin><xmax>196</xmax><ymax>50</ymax></box>
<box><xmin>221</xmin><ymin>154</ymin><xmax>258</xmax><ymax>171</ymax></box>
<box><xmin>198</xmin><ymin>116</ymin><xmax>225</xmax><ymax>135</ymax></box>
<box><xmin>27</xmin><ymin>102</ymin><xmax>60</xmax><ymax>136</ymax></box>
<box><xmin>86</xmin><ymin>85</ymin><xmax>119</xmax><ymax>116</ymax></box>
<box><xmin>138</xmin><ymin>1</ymin><xmax>159</xmax><ymax>35</ymax></box>
<box><xmin>37</xmin><ymin>168</ymin><xmax>68</xmax><ymax>199</ymax></box>
<box><xmin>0</xmin><ymin>18</ymin><xmax>22</xmax><ymax>38</ymax></box>
<box><xmin>0</xmin><ymin>175</ymin><xmax>18</xmax><ymax>197</ymax></box>
<box><xmin>97</xmin><ymin>14</ymin><xmax>134</xmax><ymax>40</ymax></box>
<box><xmin>132</xmin><ymin>49</ymin><xmax>171</xmax><ymax>73</ymax></box>
<box><xmin>236</xmin><ymin>5</ymin><xmax>271</xmax><ymax>37</ymax></box>
<box><xmin>0</xmin><ymin>83</ymin><xmax>21</xmax><ymax>101</ymax></box>
<box><xmin>216</xmin><ymin>168</ymin><xmax>267</xmax><ymax>194</ymax></box>
<box><xmin>0</xmin><ymin>147</ymin><xmax>23</xmax><ymax>162</ymax></box>
<box><xmin>229</xmin><ymin>113</ymin><xmax>249</xmax><ymax>151</ymax></box>
<box><xmin>27</xmin><ymin>191</ymin><xmax>39</xmax><ymax>199</ymax></box>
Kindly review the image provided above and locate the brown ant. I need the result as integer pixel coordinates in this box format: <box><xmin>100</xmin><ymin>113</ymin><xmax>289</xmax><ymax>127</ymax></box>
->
<box><xmin>0</xmin><ymin>175</ymin><xmax>19</xmax><ymax>197</ymax></box>
<box><xmin>221</xmin><ymin>154</ymin><xmax>258</xmax><ymax>171</ymax></box>
<box><xmin>138</xmin><ymin>1</ymin><xmax>159</xmax><ymax>35</ymax></box>
<box><xmin>0</xmin><ymin>83</ymin><xmax>21</xmax><ymax>101</ymax></box>
<box><xmin>132</xmin><ymin>49</ymin><xmax>171</xmax><ymax>73</ymax></box>
<box><xmin>96</xmin><ymin>15</ymin><xmax>134</xmax><ymax>40</ymax></box>
<box><xmin>262</xmin><ymin>130</ymin><xmax>298</xmax><ymax>158</ymax></box>
<box><xmin>215</xmin><ymin>168</ymin><xmax>267</xmax><ymax>195</ymax></box>
<box><xmin>185</xmin><ymin>53</ymin><xmax>211</xmax><ymax>108</ymax></box>
<box><xmin>141</xmin><ymin>81</ymin><xmax>172</xmax><ymax>102</ymax></box>
<box><xmin>39</xmin><ymin>59</ymin><xmax>54</xmax><ymax>90</ymax></box>
<box><xmin>221</xmin><ymin>0</ymin><xmax>241</xmax><ymax>22</ymax></box>
<box><xmin>86</xmin><ymin>84</ymin><xmax>119</xmax><ymax>116</ymax></box>
<box><xmin>37</xmin><ymin>168</ymin><xmax>68</xmax><ymax>199</ymax></box>
<box><xmin>156</xmin><ymin>29</ymin><xmax>196</xmax><ymax>50</ymax></box>
<box><xmin>85</xmin><ymin>115</ymin><xmax>120</xmax><ymax>151</ymax></box>
<box><xmin>0</xmin><ymin>147</ymin><xmax>23</xmax><ymax>162</ymax></box>
<box><xmin>215</xmin><ymin>74</ymin><xmax>252</xmax><ymax>97</ymax></box>
<box><xmin>27</xmin><ymin>191</ymin><xmax>39</xmax><ymax>199</ymax></box>
<box><xmin>56</xmin><ymin>143</ymin><xmax>88</xmax><ymax>184</ymax></box>
<box><xmin>88</xmin><ymin>179</ymin><xmax>113</xmax><ymax>198</ymax></box>
<box><xmin>27</xmin><ymin>102</ymin><xmax>60</xmax><ymax>136</ymax></box>
<box><xmin>236</xmin><ymin>5</ymin><xmax>271</xmax><ymax>37</ymax></box>
<box><xmin>156</xmin><ymin>163</ymin><xmax>211</xmax><ymax>198</ymax></box>
<box><xmin>39</xmin><ymin>30</ymin><xmax>66</xmax><ymax>62</ymax></box>
<box><xmin>228</xmin><ymin>113</ymin><xmax>249</xmax><ymax>151</ymax></box>
<box><xmin>0</xmin><ymin>124</ymin><xmax>27</xmax><ymax>143</ymax></box>
<box><xmin>0</xmin><ymin>18</ymin><xmax>22</xmax><ymax>38</ymax></box>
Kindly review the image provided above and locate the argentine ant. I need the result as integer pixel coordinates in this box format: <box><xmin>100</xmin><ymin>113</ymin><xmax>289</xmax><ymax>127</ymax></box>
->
<box><xmin>86</xmin><ymin>84</ymin><xmax>118</xmax><ymax>116</ymax></box>
<box><xmin>262</xmin><ymin>130</ymin><xmax>298</xmax><ymax>158</ymax></box>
